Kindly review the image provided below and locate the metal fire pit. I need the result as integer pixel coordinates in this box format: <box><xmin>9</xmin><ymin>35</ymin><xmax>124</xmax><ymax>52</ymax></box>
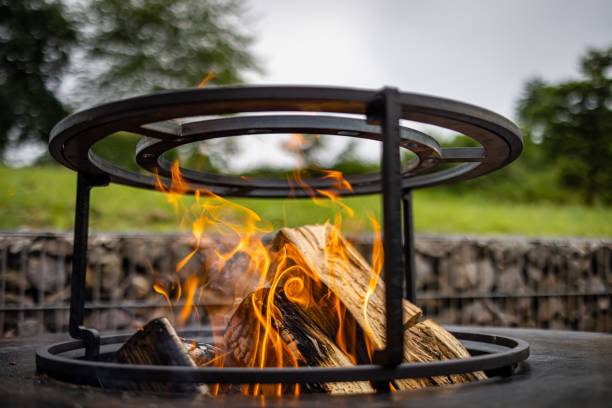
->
<box><xmin>38</xmin><ymin>85</ymin><xmax>529</xmax><ymax>389</ymax></box>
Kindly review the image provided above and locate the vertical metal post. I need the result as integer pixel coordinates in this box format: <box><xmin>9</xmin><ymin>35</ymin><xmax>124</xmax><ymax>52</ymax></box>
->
<box><xmin>69</xmin><ymin>173</ymin><xmax>106</xmax><ymax>359</ymax></box>
<box><xmin>368</xmin><ymin>87</ymin><xmax>405</xmax><ymax>367</ymax></box>
<box><xmin>403</xmin><ymin>190</ymin><xmax>416</xmax><ymax>302</ymax></box>
<box><xmin>0</xmin><ymin>245</ymin><xmax>6</xmax><ymax>336</ymax></box>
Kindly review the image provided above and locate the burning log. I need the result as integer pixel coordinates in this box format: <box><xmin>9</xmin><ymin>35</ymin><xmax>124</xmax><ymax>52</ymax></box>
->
<box><xmin>116</xmin><ymin>317</ymin><xmax>194</xmax><ymax>367</ymax></box>
<box><xmin>187</xmin><ymin>342</ymin><xmax>224</xmax><ymax>367</ymax></box>
<box><xmin>269</xmin><ymin>225</ymin><xmax>423</xmax><ymax>335</ymax></box>
<box><xmin>257</xmin><ymin>225</ymin><xmax>485</xmax><ymax>390</ymax></box>
<box><xmin>224</xmin><ymin>287</ymin><xmax>375</xmax><ymax>395</ymax></box>
<box><xmin>223</xmin><ymin>289</ymin><xmax>483</xmax><ymax>394</ymax></box>
<box><xmin>399</xmin><ymin>319</ymin><xmax>486</xmax><ymax>389</ymax></box>
<box><xmin>114</xmin><ymin>317</ymin><xmax>209</xmax><ymax>393</ymax></box>
<box><xmin>115</xmin><ymin>224</ymin><xmax>484</xmax><ymax>395</ymax></box>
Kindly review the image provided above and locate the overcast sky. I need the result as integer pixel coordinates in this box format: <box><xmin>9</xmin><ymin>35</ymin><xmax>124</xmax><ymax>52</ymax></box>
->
<box><xmin>245</xmin><ymin>0</ymin><xmax>612</xmax><ymax>120</ymax></box>
<box><xmin>30</xmin><ymin>0</ymin><xmax>609</xmax><ymax>170</ymax></box>
<box><xmin>224</xmin><ymin>0</ymin><xmax>611</xmax><ymax>169</ymax></box>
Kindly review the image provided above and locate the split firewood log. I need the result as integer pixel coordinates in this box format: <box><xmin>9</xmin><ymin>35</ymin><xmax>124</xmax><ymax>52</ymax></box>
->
<box><xmin>397</xmin><ymin>319</ymin><xmax>486</xmax><ymax>390</ymax></box>
<box><xmin>114</xmin><ymin>317</ymin><xmax>209</xmax><ymax>393</ymax></box>
<box><xmin>269</xmin><ymin>225</ymin><xmax>422</xmax><ymax>340</ymax></box>
<box><xmin>116</xmin><ymin>224</ymin><xmax>485</xmax><ymax>395</ymax></box>
<box><xmin>186</xmin><ymin>341</ymin><xmax>224</xmax><ymax>367</ymax></box>
<box><xmin>224</xmin><ymin>287</ymin><xmax>374</xmax><ymax>395</ymax></box>
<box><xmin>262</xmin><ymin>225</ymin><xmax>486</xmax><ymax>390</ymax></box>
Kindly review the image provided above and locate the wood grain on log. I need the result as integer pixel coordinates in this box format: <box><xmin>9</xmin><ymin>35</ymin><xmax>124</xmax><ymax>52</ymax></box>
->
<box><xmin>267</xmin><ymin>225</ymin><xmax>485</xmax><ymax>391</ymax></box>
<box><xmin>115</xmin><ymin>317</ymin><xmax>208</xmax><ymax>393</ymax></box>
<box><xmin>397</xmin><ymin>319</ymin><xmax>487</xmax><ymax>389</ymax></box>
<box><xmin>224</xmin><ymin>288</ymin><xmax>374</xmax><ymax>395</ymax></box>
<box><xmin>270</xmin><ymin>225</ymin><xmax>422</xmax><ymax>350</ymax></box>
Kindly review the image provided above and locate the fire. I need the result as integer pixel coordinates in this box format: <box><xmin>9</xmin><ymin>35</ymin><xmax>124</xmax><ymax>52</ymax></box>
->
<box><xmin>152</xmin><ymin>282</ymin><xmax>173</xmax><ymax>312</ymax></box>
<box><xmin>197</xmin><ymin>71</ymin><xmax>215</xmax><ymax>89</ymax></box>
<box><xmin>363</xmin><ymin>214</ymin><xmax>383</xmax><ymax>361</ymax></box>
<box><xmin>178</xmin><ymin>275</ymin><xmax>200</xmax><ymax>326</ymax></box>
<box><xmin>151</xmin><ymin>134</ymin><xmax>384</xmax><ymax>396</ymax></box>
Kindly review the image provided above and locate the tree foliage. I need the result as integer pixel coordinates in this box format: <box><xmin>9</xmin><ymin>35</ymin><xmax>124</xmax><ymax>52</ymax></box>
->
<box><xmin>518</xmin><ymin>47</ymin><xmax>612</xmax><ymax>204</ymax></box>
<box><xmin>0</xmin><ymin>0</ymin><xmax>260</xmax><ymax>163</ymax></box>
<box><xmin>0</xmin><ymin>0</ymin><xmax>77</xmax><ymax>157</ymax></box>
<box><xmin>70</xmin><ymin>0</ymin><xmax>260</xmax><ymax>105</ymax></box>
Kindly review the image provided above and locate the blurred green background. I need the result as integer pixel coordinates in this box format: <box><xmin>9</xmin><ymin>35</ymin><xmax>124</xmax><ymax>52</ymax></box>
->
<box><xmin>1</xmin><ymin>0</ymin><xmax>611</xmax><ymax>237</ymax></box>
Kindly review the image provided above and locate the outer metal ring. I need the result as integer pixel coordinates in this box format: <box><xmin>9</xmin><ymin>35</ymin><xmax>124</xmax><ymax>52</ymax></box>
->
<box><xmin>36</xmin><ymin>329</ymin><xmax>529</xmax><ymax>387</ymax></box>
<box><xmin>49</xmin><ymin>85</ymin><xmax>522</xmax><ymax>197</ymax></box>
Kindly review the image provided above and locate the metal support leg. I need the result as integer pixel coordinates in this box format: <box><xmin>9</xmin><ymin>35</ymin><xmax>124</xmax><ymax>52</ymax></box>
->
<box><xmin>403</xmin><ymin>190</ymin><xmax>416</xmax><ymax>303</ymax></box>
<box><xmin>69</xmin><ymin>173</ymin><xmax>107</xmax><ymax>359</ymax></box>
<box><xmin>367</xmin><ymin>87</ymin><xmax>405</xmax><ymax>367</ymax></box>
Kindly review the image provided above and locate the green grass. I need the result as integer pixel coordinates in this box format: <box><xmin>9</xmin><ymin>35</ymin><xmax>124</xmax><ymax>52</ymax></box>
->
<box><xmin>1</xmin><ymin>166</ymin><xmax>611</xmax><ymax>237</ymax></box>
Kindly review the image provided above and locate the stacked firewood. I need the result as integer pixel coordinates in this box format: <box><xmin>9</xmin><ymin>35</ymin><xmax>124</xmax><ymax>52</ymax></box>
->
<box><xmin>116</xmin><ymin>225</ymin><xmax>485</xmax><ymax>395</ymax></box>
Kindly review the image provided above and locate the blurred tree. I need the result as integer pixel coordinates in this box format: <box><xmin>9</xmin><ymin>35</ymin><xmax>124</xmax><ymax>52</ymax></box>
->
<box><xmin>0</xmin><ymin>0</ymin><xmax>260</xmax><ymax>166</ymax></box>
<box><xmin>0</xmin><ymin>0</ymin><xmax>77</xmax><ymax>160</ymax></box>
<box><xmin>69</xmin><ymin>0</ymin><xmax>261</xmax><ymax>171</ymax></box>
<box><xmin>518</xmin><ymin>47</ymin><xmax>612</xmax><ymax>205</ymax></box>
<box><xmin>71</xmin><ymin>0</ymin><xmax>260</xmax><ymax>104</ymax></box>
<box><xmin>442</xmin><ymin>134</ymin><xmax>569</xmax><ymax>204</ymax></box>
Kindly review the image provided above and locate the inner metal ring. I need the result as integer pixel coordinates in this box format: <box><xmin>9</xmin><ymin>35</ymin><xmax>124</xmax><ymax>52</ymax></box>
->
<box><xmin>135</xmin><ymin>115</ymin><xmax>441</xmax><ymax>195</ymax></box>
<box><xmin>36</xmin><ymin>329</ymin><xmax>529</xmax><ymax>387</ymax></box>
<box><xmin>49</xmin><ymin>85</ymin><xmax>523</xmax><ymax>197</ymax></box>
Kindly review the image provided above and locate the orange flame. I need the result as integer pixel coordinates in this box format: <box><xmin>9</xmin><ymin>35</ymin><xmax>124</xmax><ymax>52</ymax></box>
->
<box><xmin>364</xmin><ymin>214</ymin><xmax>383</xmax><ymax>361</ymax></box>
<box><xmin>151</xmin><ymin>148</ymin><xmax>383</xmax><ymax>396</ymax></box>
<box><xmin>197</xmin><ymin>71</ymin><xmax>215</xmax><ymax>89</ymax></box>
<box><xmin>153</xmin><ymin>282</ymin><xmax>173</xmax><ymax>312</ymax></box>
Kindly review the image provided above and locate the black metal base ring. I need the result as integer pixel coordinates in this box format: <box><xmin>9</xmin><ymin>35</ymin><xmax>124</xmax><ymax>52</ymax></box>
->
<box><xmin>36</xmin><ymin>328</ymin><xmax>529</xmax><ymax>389</ymax></box>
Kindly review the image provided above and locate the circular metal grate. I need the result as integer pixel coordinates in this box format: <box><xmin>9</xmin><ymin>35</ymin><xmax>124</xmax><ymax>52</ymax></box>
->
<box><xmin>49</xmin><ymin>86</ymin><xmax>522</xmax><ymax>197</ymax></box>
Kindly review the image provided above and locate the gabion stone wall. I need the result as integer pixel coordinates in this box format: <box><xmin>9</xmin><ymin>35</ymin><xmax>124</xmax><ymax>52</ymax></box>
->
<box><xmin>409</xmin><ymin>237</ymin><xmax>610</xmax><ymax>331</ymax></box>
<box><xmin>0</xmin><ymin>232</ymin><xmax>610</xmax><ymax>337</ymax></box>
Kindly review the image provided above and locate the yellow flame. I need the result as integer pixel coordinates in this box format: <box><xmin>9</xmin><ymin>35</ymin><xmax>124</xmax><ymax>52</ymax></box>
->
<box><xmin>151</xmin><ymin>152</ymin><xmax>383</xmax><ymax>396</ymax></box>
<box><xmin>153</xmin><ymin>282</ymin><xmax>173</xmax><ymax>312</ymax></box>
<box><xmin>363</xmin><ymin>214</ymin><xmax>383</xmax><ymax>360</ymax></box>
<box><xmin>178</xmin><ymin>275</ymin><xmax>200</xmax><ymax>326</ymax></box>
